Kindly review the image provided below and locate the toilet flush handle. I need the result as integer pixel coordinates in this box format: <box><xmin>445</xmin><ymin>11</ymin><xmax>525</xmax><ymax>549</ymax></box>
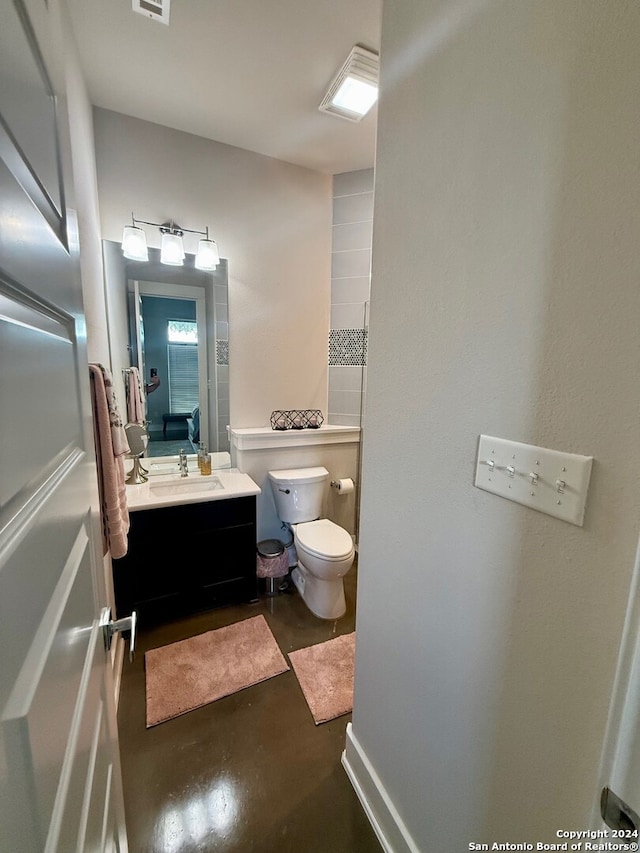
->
<box><xmin>278</xmin><ymin>488</ymin><xmax>290</xmax><ymax>494</ymax></box>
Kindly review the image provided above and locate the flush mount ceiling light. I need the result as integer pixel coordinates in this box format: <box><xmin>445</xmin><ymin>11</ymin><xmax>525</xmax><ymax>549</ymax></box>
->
<box><xmin>132</xmin><ymin>0</ymin><xmax>170</xmax><ymax>26</ymax></box>
<box><xmin>319</xmin><ymin>44</ymin><xmax>379</xmax><ymax>122</ymax></box>
<box><xmin>121</xmin><ymin>215</ymin><xmax>220</xmax><ymax>270</ymax></box>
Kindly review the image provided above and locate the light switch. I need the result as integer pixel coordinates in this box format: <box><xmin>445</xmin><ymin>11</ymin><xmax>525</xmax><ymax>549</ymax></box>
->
<box><xmin>474</xmin><ymin>435</ymin><xmax>593</xmax><ymax>526</ymax></box>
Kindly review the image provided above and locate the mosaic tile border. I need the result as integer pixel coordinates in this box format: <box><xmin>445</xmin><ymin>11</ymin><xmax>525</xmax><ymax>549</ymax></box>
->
<box><xmin>329</xmin><ymin>328</ymin><xmax>368</xmax><ymax>366</ymax></box>
<box><xmin>216</xmin><ymin>339</ymin><xmax>229</xmax><ymax>365</ymax></box>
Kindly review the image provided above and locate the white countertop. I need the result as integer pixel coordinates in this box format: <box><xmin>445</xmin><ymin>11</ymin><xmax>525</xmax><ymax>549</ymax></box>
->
<box><xmin>125</xmin><ymin>467</ymin><xmax>261</xmax><ymax>511</ymax></box>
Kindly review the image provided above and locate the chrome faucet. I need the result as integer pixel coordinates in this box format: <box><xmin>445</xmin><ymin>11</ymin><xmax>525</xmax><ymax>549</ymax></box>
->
<box><xmin>179</xmin><ymin>449</ymin><xmax>189</xmax><ymax>477</ymax></box>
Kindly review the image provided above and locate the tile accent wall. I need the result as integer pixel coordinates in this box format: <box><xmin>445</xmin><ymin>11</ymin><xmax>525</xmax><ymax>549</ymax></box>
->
<box><xmin>329</xmin><ymin>168</ymin><xmax>374</xmax><ymax>427</ymax></box>
<box><xmin>329</xmin><ymin>329</ymin><xmax>368</xmax><ymax>366</ymax></box>
<box><xmin>214</xmin><ymin>279</ymin><xmax>230</xmax><ymax>452</ymax></box>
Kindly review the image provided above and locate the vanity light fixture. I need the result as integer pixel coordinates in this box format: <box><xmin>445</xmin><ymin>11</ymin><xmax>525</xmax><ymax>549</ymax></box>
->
<box><xmin>195</xmin><ymin>228</ymin><xmax>220</xmax><ymax>271</ymax></box>
<box><xmin>319</xmin><ymin>44</ymin><xmax>379</xmax><ymax>122</ymax></box>
<box><xmin>122</xmin><ymin>222</ymin><xmax>149</xmax><ymax>261</ymax></box>
<box><xmin>121</xmin><ymin>214</ymin><xmax>220</xmax><ymax>270</ymax></box>
<box><xmin>159</xmin><ymin>226</ymin><xmax>185</xmax><ymax>266</ymax></box>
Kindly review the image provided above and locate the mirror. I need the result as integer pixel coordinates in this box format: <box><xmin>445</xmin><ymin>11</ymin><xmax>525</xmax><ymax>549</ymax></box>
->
<box><xmin>102</xmin><ymin>239</ymin><xmax>230</xmax><ymax>465</ymax></box>
<box><xmin>131</xmin><ymin>281</ymin><xmax>208</xmax><ymax>455</ymax></box>
<box><xmin>124</xmin><ymin>422</ymin><xmax>148</xmax><ymax>456</ymax></box>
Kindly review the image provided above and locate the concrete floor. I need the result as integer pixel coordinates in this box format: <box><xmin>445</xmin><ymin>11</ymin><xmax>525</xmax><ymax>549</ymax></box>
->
<box><xmin>116</xmin><ymin>561</ymin><xmax>382</xmax><ymax>852</ymax></box>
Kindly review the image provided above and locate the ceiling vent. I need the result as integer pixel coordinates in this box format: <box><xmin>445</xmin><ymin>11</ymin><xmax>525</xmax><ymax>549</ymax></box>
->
<box><xmin>319</xmin><ymin>45</ymin><xmax>379</xmax><ymax>122</ymax></box>
<box><xmin>132</xmin><ymin>0</ymin><xmax>170</xmax><ymax>25</ymax></box>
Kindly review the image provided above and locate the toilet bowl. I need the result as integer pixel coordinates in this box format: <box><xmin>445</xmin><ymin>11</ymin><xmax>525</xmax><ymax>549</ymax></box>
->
<box><xmin>291</xmin><ymin>519</ymin><xmax>355</xmax><ymax>619</ymax></box>
<box><xmin>268</xmin><ymin>467</ymin><xmax>355</xmax><ymax>619</ymax></box>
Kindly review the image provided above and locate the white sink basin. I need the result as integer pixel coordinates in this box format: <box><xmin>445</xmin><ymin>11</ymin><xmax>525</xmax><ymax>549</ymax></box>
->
<box><xmin>149</xmin><ymin>460</ymin><xmax>198</xmax><ymax>475</ymax></box>
<box><xmin>150</xmin><ymin>476</ymin><xmax>224</xmax><ymax>496</ymax></box>
<box><xmin>149</xmin><ymin>460</ymin><xmax>179</xmax><ymax>474</ymax></box>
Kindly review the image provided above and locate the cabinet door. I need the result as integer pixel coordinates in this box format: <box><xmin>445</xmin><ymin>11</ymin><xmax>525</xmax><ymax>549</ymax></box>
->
<box><xmin>113</xmin><ymin>531</ymin><xmax>184</xmax><ymax>624</ymax></box>
<box><xmin>113</xmin><ymin>497</ymin><xmax>259</xmax><ymax>622</ymax></box>
<box><xmin>195</xmin><ymin>522</ymin><xmax>258</xmax><ymax>608</ymax></box>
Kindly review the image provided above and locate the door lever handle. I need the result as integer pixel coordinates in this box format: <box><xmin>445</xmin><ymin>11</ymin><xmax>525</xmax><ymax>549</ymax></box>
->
<box><xmin>99</xmin><ymin>607</ymin><xmax>137</xmax><ymax>662</ymax></box>
<box><xmin>601</xmin><ymin>786</ymin><xmax>640</xmax><ymax>834</ymax></box>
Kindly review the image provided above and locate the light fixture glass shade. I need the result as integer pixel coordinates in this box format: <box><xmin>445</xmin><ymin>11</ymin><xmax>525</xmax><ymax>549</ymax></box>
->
<box><xmin>195</xmin><ymin>238</ymin><xmax>220</xmax><ymax>271</ymax></box>
<box><xmin>122</xmin><ymin>225</ymin><xmax>148</xmax><ymax>261</ymax></box>
<box><xmin>160</xmin><ymin>232</ymin><xmax>185</xmax><ymax>266</ymax></box>
<box><xmin>319</xmin><ymin>45</ymin><xmax>379</xmax><ymax>122</ymax></box>
<box><xmin>332</xmin><ymin>76</ymin><xmax>378</xmax><ymax>117</ymax></box>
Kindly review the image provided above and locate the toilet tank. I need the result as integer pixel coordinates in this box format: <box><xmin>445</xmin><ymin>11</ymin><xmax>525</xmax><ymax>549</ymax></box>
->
<box><xmin>268</xmin><ymin>467</ymin><xmax>328</xmax><ymax>524</ymax></box>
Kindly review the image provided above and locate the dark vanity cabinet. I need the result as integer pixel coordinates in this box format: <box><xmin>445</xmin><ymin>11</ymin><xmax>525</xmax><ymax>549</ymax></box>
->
<box><xmin>113</xmin><ymin>496</ymin><xmax>258</xmax><ymax>625</ymax></box>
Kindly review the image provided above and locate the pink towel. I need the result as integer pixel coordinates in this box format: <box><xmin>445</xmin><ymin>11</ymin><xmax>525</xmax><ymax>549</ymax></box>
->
<box><xmin>89</xmin><ymin>364</ymin><xmax>130</xmax><ymax>559</ymax></box>
<box><xmin>127</xmin><ymin>366</ymin><xmax>146</xmax><ymax>424</ymax></box>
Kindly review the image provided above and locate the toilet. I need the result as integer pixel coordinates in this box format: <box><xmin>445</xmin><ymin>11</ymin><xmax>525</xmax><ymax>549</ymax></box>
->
<box><xmin>268</xmin><ymin>467</ymin><xmax>355</xmax><ymax>619</ymax></box>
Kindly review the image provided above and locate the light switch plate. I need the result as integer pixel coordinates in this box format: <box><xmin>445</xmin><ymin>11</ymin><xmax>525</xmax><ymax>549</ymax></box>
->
<box><xmin>474</xmin><ymin>435</ymin><xmax>593</xmax><ymax>526</ymax></box>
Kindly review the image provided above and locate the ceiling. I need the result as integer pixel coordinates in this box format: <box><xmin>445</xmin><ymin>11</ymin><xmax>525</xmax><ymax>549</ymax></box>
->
<box><xmin>66</xmin><ymin>0</ymin><xmax>382</xmax><ymax>176</ymax></box>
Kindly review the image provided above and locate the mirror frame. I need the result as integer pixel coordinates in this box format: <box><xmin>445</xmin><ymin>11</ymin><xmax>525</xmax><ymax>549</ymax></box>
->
<box><xmin>101</xmin><ymin>239</ymin><xmax>229</xmax><ymax>453</ymax></box>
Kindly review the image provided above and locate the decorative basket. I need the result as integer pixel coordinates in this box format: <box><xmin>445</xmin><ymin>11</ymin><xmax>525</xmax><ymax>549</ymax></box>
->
<box><xmin>270</xmin><ymin>410</ymin><xmax>291</xmax><ymax>430</ymax></box>
<box><xmin>270</xmin><ymin>409</ymin><xmax>324</xmax><ymax>430</ymax></box>
<box><xmin>301</xmin><ymin>409</ymin><xmax>323</xmax><ymax>428</ymax></box>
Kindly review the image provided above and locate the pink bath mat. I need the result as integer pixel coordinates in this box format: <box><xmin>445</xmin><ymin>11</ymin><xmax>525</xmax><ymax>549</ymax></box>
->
<box><xmin>288</xmin><ymin>632</ymin><xmax>355</xmax><ymax>725</ymax></box>
<box><xmin>145</xmin><ymin>615</ymin><xmax>289</xmax><ymax>727</ymax></box>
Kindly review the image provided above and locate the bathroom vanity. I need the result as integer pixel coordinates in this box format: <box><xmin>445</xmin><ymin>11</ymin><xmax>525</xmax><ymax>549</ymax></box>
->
<box><xmin>113</xmin><ymin>464</ymin><xmax>261</xmax><ymax>625</ymax></box>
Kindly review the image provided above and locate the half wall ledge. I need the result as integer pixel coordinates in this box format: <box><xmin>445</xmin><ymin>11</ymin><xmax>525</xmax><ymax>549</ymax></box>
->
<box><xmin>228</xmin><ymin>424</ymin><xmax>360</xmax><ymax>452</ymax></box>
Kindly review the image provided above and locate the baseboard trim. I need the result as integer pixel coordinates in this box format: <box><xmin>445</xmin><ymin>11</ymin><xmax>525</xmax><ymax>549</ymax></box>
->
<box><xmin>342</xmin><ymin>722</ymin><xmax>420</xmax><ymax>853</ymax></box>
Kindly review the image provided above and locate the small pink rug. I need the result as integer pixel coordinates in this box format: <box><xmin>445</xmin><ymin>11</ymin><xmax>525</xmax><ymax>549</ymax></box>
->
<box><xmin>145</xmin><ymin>615</ymin><xmax>289</xmax><ymax>727</ymax></box>
<box><xmin>288</xmin><ymin>632</ymin><xmax>355</xmax><ymax>725</ymax></box>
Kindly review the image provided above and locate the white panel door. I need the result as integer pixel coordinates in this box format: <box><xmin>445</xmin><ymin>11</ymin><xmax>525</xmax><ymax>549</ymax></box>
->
<box><xmin>0</xmin><ymin>1</ymin><xmax>128</xmax><ymax>850</ymax></box>
<box><xmin>594</xmin><ymin>540</ymin><xmax>640</xmax><ymax>837</ymax></box>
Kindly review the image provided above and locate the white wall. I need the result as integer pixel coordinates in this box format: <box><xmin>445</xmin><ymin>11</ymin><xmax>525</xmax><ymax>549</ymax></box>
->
<box><xmin>93</xmin><ymin>108</ymin><xmax>332</xmax><ymax>429</ymax></box>
<box><xmin>56</xmin><ymin>0</ymin><xmax>117</xmax><ymax>610</ymax></box>
<box><xmin>60</xmin><ymin>2</ymin><xmax>109</xmax><ymax>365</ymax></box>
<box><xmin>101</xmin><ymin>240</ymin><xmax>129</xmax><ymax>402</ymax></box>
<box><xmin>348</xmin><ymin>0</ymin><xmax>640</xmax><ymax>848</ymax></box>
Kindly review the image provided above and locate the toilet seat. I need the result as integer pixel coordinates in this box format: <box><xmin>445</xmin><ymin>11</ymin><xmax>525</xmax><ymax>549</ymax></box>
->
<box><xmin>295</xmin><ymin>519</ymin><xmax>354</xmax><ymax>561</ymax></box>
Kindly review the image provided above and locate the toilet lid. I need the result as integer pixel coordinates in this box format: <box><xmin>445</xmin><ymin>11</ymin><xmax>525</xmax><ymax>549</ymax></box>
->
<box><xmin>295</xmin><ymin>519</ymin><xmax>354</xmax><ymax>560</ymax></box>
